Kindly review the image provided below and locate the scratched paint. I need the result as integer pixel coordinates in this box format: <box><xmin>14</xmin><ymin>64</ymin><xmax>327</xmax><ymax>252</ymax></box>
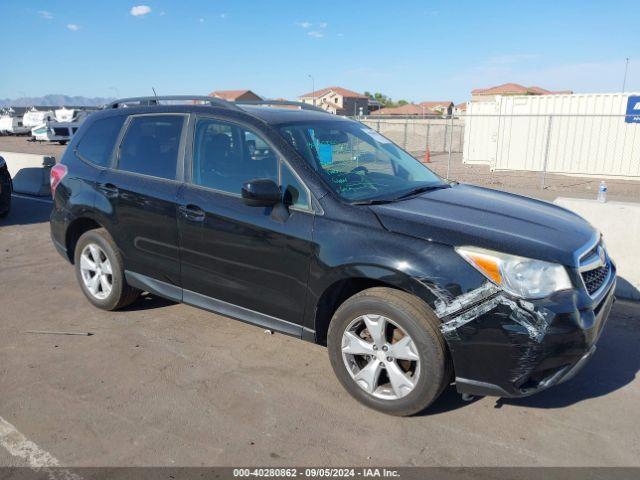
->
<box><xmin>431</xmin><ymin>282</ymin><xmax>550</xmax><ymax>343</ymax></box>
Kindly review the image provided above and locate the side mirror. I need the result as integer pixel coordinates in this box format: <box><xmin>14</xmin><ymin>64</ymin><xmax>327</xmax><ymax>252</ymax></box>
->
<box><xmin>241</xmin><ymin>179</ymin><xmax>281</xmax><ymax>207</ymax></box>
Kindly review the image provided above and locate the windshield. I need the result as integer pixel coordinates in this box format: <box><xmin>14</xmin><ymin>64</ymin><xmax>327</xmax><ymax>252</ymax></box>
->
<box><xmin>278</xmin><ymin>120</ymin><xmax>445</xmax><ymax>202</ymax></box>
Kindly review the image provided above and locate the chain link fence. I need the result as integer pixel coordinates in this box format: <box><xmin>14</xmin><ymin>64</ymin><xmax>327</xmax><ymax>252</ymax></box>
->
<box><xmin>359</xmin><ymin>116</ymin><xmax>465</xmax><ymax>154</ymax></box>
<box><xmin>353</xmin><ymin>113</ymin><xmax>640</xmax><ymax>200</ymax></box>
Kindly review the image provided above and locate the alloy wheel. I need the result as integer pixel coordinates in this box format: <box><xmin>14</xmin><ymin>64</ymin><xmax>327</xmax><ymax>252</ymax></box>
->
<box><xmin>341</xmin><ymin>314</ymin><xmax>421</xmax><ymax>400</ymax></box>
<box><xmin>79</xmin><ymin>243</ymin><xmax>113</xmax><ymax>300</ymax></box>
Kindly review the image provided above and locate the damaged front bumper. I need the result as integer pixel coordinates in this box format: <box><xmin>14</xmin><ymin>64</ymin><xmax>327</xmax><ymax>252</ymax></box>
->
<box><xmin>437</xmin><ymin>271</ymin><xmax>616</xmax><ymax>398</ymax></box>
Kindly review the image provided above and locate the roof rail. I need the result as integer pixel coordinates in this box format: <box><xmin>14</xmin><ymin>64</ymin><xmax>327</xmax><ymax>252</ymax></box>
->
<box><xmin>234</xmin><ymin>100</ymin><xmax>330</xmax><ymax>114</ymax></box>
<box><xmin>106</xmin><ymin>95</ymin><xmax>243</xmax><ymax>111</ymax></box>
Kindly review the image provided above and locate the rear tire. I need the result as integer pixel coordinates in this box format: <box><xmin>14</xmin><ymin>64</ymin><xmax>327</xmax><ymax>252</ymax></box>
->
<box><xmin>327</xmin><ymin>287</ymin><xmax>451</xmax><ymax>416</ymax></box>
<box><xmin>74</xmin><ymin>228</ymin><xmax>140</xmax><ymax>310</ymax></box>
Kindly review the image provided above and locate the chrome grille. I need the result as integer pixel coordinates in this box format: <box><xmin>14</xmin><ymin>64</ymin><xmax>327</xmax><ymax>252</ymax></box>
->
<box><xmin>581</xmin><ymin>262</ymin><xmax>610</xmax><ymax>295</ymax></box>
<box><xmin>579</xmin><ymin>239</ymin><xmax>610</xmax><ymax>297</ymax></box>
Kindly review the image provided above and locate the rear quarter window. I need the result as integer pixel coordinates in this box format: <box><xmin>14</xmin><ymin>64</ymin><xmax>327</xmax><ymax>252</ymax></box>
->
<box><xmin>75</xmin><ymin>115</ymin><xmax>126</xmax><ymax>167</ymax></box>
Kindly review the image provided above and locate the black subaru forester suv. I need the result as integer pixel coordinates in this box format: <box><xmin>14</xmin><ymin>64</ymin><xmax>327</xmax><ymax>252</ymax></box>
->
<box><xmin>50</xmin><ymin>96</ymin><xmax>616</xmax><ymax>416</ymax></box>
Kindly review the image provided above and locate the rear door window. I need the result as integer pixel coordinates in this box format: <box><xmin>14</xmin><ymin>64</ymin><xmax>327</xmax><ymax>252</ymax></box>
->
<box><xmin>75</xmin><ymin>115</ymin><xmax>126</xmax><ymax>167</ymax></box>
<box><xmin>117</xmin><ymin>115</ymin><xmax>185</xmax><ymax>180</ymax></box>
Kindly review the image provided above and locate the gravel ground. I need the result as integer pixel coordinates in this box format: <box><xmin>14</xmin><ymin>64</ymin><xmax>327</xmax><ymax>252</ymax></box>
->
<box><xmin>421</xmin><ymin>152</ymin><xmax>640</xmax><ymax>203</ymax></box>
<box><xmin>0</xmin><ymin>135</ymin><xmax>66</xmax><ymax>157</ymax></box>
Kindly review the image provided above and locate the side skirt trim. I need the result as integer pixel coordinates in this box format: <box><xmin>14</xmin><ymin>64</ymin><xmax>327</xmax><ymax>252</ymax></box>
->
<box><xmin>183</xmin><ymin>289</ymin><xmax>303</xmax><ymax>337</ymax></box>
<box><xmin>124</xmin><ymin>270</ymin><xmax>306</xmax><ymax>339</ymax></box>
<box><xmin>125</xmin><ymin>271</ymin><xmax>182</xmax><ymax>302</ymax></box>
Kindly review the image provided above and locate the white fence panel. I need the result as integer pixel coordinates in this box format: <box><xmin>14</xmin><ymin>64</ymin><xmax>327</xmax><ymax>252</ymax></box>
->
<box><xmin>463</xmin><ymin>102</ymin><xmax>499</xmax><ymax>165</ymax></box>
<box><xmin>463</xmin><ymin>93</ymin><xmax>640</xmax><ymax>180</ymax></box>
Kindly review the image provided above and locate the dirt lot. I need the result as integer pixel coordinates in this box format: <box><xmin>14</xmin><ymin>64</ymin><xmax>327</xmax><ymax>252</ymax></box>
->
<box><xmin>1</xmin><ymin>136</ymin><xmax>639</xmax><ymax>468</ymax></box>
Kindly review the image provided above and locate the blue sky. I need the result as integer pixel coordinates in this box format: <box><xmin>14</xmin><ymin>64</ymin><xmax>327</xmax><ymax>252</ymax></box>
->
<box><xmin>1</xmin><ymin>0</ymin><xmax>639</xmax><ymax>103</ymax></box>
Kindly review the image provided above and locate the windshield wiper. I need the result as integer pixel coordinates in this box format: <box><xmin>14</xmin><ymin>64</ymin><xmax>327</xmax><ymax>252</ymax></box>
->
<box><xmin>391</xmin><ymin>183</ymin><xmax>450</xmax><ymax>201</ymax></box>
<box><xmin>350</xmin><ymin>184</ymin><xmax>450</xmax><ymax>206</ymax></box>
<box><xmin>351</xmin><ymin>198</ymin><xmax>396</xmax><ymax>205</ymax></box>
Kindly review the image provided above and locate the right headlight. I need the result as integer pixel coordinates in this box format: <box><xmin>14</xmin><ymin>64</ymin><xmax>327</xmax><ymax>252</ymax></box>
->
<box><xmin>456</xmin><ymin>246</ymin><xmax>572</xmax><ymax>299</ymax></box>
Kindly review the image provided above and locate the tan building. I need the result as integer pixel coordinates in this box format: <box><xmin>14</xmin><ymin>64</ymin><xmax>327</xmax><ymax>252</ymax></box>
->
<box><xmin>299</xmin><ymin>86</ymin><xmax>369</xmax><ymax>115</ymax></box>
<box><xmin>375</xmin><ymin>104</ymin><xmax>436</xmax><ymax>116</ymax></box>
<box><xmin>209</xmin><ymin>90</ymin><xmax>263</xmax><ymax>102</ymax></box>
<box><xmin>454</xmin><ymin>102</ymin><xmax>467</xmax><ymax>116</ymax></box>
<box><xmin>375</xmin><ymin>101</ymin><xmax>453</xmax><ymax>116</ymax></box>
<box><xmin>418</xmin><ymin>101</ymin><xmax>454</xmax><ymax>115</ymax></box>
<box><xmin>471</xmin><ymin>83</ymin><xmax>572</xmax><ymax>102</ymax></box>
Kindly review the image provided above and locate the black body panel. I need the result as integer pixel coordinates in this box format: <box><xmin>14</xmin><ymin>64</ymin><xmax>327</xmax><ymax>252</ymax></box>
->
<box><xmin>96</xmin><ymin>168</ymin><xmax>182</xmax><ymax>286</ymax></box>
<box><xmin>370</xmin><ymin>183</ymin><xmax>596</xmax><ymax>266</ymax></box>
<box><xmin>178</xmin><ymin>184</ymin><xmax>314</xmax><ymax>324</ymax></box>
<box><xmin>0</xmin><ymin>158</ymin><xmax>12</xmax><ymax>216</ymax></box>
<box><xmin>49</xmin><ymin>102</ymin><xmax>616</xmax><ymax>401</ymax></box>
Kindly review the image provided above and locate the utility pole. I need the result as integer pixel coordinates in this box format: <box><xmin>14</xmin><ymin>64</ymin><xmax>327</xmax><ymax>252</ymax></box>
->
<box><xmin>622</xmin><ymin>58</ymin><xmax>630</xmax><ymax>92</ymax></box>
<box><xmin>308</xmin><ymin>74</ymin><xmax>315</xmax><ymax>106</ymax></box>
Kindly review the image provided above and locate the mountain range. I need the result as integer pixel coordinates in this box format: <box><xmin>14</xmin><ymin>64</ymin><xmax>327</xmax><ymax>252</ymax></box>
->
<box><xmin>0</xmin><ymin>95</ymin><xmax>115</xmax><ymax>107</ymax></box>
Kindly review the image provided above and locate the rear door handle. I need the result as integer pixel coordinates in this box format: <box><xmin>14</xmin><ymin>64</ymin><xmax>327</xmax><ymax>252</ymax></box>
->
<box><xmin>98</xmin><ymin>182</ymin><xmax>119</xmax><ymax>198</ymax></box>
<box><xmin>179</xmin><ymin>204</ymin><xmax>205</xmax><ymax>222</ymax></box>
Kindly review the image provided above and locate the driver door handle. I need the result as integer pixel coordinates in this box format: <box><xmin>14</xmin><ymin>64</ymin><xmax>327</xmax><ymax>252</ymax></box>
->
<box><xmin>179</xmin><ymin>204</ymin><xmax>205</xmax><ymax>222</ymax></box>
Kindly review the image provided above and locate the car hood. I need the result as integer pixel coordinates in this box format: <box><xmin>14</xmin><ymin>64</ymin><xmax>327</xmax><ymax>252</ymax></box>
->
<box><xmin>370</xmin><ymin>183</ymin><xmax>596</xmax><ymax>266</ymax></box>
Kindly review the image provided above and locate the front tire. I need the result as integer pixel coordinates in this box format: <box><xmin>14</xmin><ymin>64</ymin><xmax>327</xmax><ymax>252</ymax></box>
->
<box><xmin>328</xmin><ymin>287</ymin><xmax>451</xmax><ymax>416</ymax></box>
<box><xmin>74</xmin><ymin>228</ymin><xmax>140</xmax><ymax>310</ymax></box>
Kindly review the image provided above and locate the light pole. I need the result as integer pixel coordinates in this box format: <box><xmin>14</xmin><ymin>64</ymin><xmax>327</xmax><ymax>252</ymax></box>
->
<box><xmin>308</xmin><ymin>74</ymin><xmax>315</xmax><ymax>106</ymax></box>
<box><xmin>622</xmin><ymin>58</ymin><xmax>630</xmax><ymax>92</ymax></box>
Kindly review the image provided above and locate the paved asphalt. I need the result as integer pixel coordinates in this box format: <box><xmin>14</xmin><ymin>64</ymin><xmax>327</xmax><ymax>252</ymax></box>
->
<box><xmin>0</xmin><ymin>195</ymin><xmax>639</xmax><ymax>467</ymax></box>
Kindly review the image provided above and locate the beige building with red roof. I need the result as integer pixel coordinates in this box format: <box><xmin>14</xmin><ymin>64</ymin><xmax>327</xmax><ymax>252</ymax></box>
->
<box><xmin>418</xmin><ymin>101</ymin><xmax>454</xmax><ymax>115</ymax></box>
<box><xmin>209</xmin><ymin>90</ymin><xmax>263</xmax><ymax>102</ymax></box>
<box><xmin>298</xmin><ymin>86</ymin><xmax>369</xmax><ymax>115</ymax></box>
<box><xmin>471</xmin><ymin>83</ymin><xmax>572</xmax><ymax>102</ymax></box>
<box><xmin>375</xmin><ymin>104</ymin><xmax>437</xmax><ymax>116</ymax></box>
<box><xmin>374</xmin><ymin>101</ymin><xmax>454</xmax><ymax>116</ymax></box>
<box><xmin>454</xmin><ymin>102</ymin><xmax>467</xmax><ymax>116</ymax></box>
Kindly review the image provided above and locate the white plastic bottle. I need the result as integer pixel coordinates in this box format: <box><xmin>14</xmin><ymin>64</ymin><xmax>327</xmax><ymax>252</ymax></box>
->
<box><xmin>597</xmin><ymin>181</ymin><xmax>607</xmax><ymax>203</ymax></box>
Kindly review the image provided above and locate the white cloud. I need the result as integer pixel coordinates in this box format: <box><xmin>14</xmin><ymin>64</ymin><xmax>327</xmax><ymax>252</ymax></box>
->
<box><xmin>337</xmin><ymin>33</ymin><xmax>344</xmax><ymax>37</ymax></box>
<box><xmin>130</xmin><ymin>5</ymin><xmax>152</xmax><ymax>17</ymax></box>
<box><xmin>38</xmin><ymin>11</ymin><xmax>53</xmax><ymax>20</ymax></box>
<box><xmin>308</xmin><ymin>31</ymin><xmax>324</xmax><ymax>38</ymax></box>
<box><xmin>318</xmin><ymin>22</ymin><xmax>327</xmax><ymax>28</ymax></box>
<box><xmin>198</xmin><ymin>18</ymin><xmax>205</xmax><ymax>23</ymax></box>
<box><xmin>66</xmin><ymin>24</ymin><xmax>81</xmax><ymax>31</ymax></box>
<box><xmin>296</xmin><ymin>21</ymin><xmax>312</xmax><ymax>28</ymax></box>
<box><xmin>220</xmin><ymin>13</ymin><xmax>228</xmax><ymax>19</ymax></box>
